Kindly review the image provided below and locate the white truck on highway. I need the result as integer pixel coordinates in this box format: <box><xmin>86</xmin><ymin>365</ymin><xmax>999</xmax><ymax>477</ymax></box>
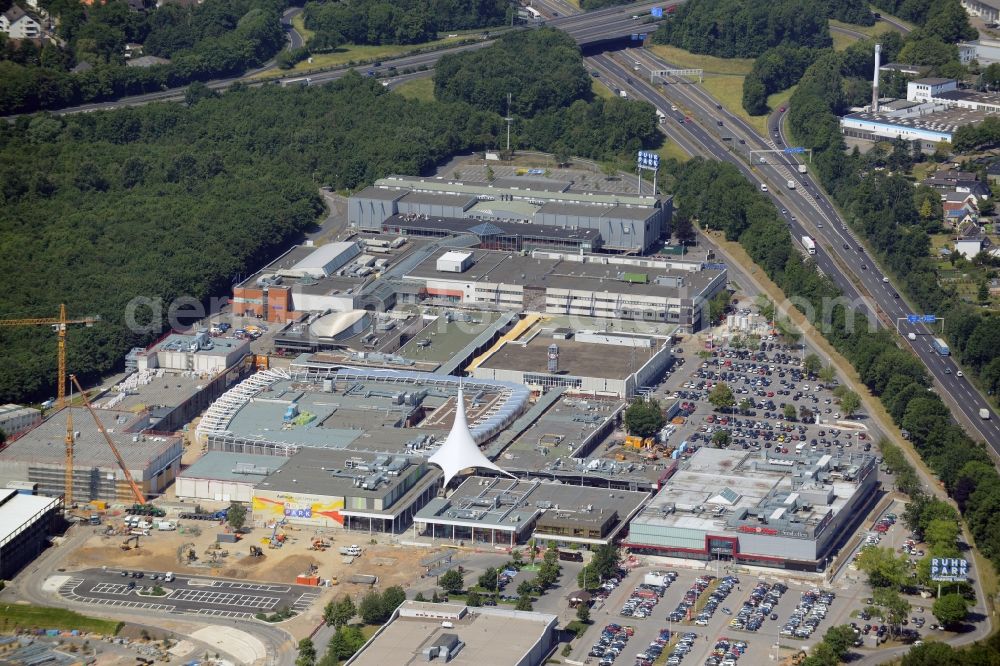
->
<box><xmin>798</xmin><ymin>164</ymin><xmax>807</xmax><ymax>174</ymax></box>
<box><xmin>787</xmin><ymin>179</ymin><xmax>796</xmax><ymax>190</ymax></box>
<box><xmin>801</xmin><ymin>236</ymin><xmax>816</xmax><ymax>255</ymax></box>
<box><xmin>981</xmin><ymin>409</ymin><xmax>991</xmax><ymax>420</ymax></box>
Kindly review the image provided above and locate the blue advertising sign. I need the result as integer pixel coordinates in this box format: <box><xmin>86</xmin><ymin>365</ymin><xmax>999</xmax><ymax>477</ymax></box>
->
<box><xmin>637</xmin><ymin>150</ymin><xmax>660</xmax><ymax>169</ymax></box>
<box><xmin>907</xmin><ymin>315</ymin><xmax>919</xmax><ymax>324</ymax></box>
<box><xmin>931</xmin><ymin>557</ymin><xmax>969</xmax><ymax>582</ymax></box>
<box><xmin>651</xmin><ymin>7</ymin><xmax>663</xmax><ymax>17</ymax></box>
<box><xmin>922</xmin><ymin>314</ymin><xmax>937</xmax><ymax>323</ymax></box>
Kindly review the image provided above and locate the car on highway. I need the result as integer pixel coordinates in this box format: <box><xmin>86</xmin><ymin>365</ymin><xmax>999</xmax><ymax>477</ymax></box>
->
<box><xmin>861</xmin><ymin>264</ymin><xmax>867</xmax><ymax>270</ymax></box>
<box><xmin>779</xmin><ymin>106</ymin><xmax>786</xmax><ymax>112</ymax></box>
<box><xmin>958</xmin><ymin>371</ymin><xmax>964</xmax><ymax>377</ymax></box>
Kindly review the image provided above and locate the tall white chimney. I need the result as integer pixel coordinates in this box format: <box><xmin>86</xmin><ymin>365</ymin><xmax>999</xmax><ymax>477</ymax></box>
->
<box><xmin>872</xmin><ymin>43</ymin><xmax>882</xmax><ymax>113</ymax></box>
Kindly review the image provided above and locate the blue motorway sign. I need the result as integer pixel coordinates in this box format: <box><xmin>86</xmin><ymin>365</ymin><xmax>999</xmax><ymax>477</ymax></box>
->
<box><xmin>651</xmin><ymin>7</ymin><xmax>663</xmax><ymax>17</ymax></box>
<box><xmin>637</xmin><ymin>150</ymin><xmax>660</xmax><ymax>169</ymax></box>
<box><xmin>931</xmin><ymin>557</ymin><xmax>969</xmax><ymax>582</ymax></box>
<box><xmin>922</xmin><ymin>314</ymin><xmax>937</xmax><ymax>323</ymax></box>
<box><xmin>907</xmin><ymin>315</ymin><xmax>920</xmax><ymax>324</ymax></box>
<box><xmin>784</xmin><ymin>147</ymin><xmax>806</xmax><ymax>154</ymax></box>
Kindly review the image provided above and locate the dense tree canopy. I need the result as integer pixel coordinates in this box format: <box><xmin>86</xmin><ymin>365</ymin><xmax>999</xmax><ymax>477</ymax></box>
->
<box><xmin>0</xmin><ymin>75</ymin><xmax>500</xmax><ymax>402</ymax></box>
<box><xmin>302</xmin><ymin>0</ymin><xmax>507</xmax><ymax>49</ymax></box>
<box><xmin>434</xmin><ymin>29</ymin><xmax>591</xmax><ymax>117</ymax></box>
<box><xmin>652</xmin><ymin>0</ymin><xmax>836</xmax><ymax>58</ymax></box>
<box><xmin>0</xmin><ymin>0</ymin><xmax>287</xmax><ymax>114</ymax></box>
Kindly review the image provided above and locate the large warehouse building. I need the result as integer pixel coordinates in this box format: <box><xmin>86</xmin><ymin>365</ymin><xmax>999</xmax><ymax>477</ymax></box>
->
<box><xmin>0</xmin><ymin>487</ymin><xmax>62</xmax><ymax>579</ymax></box>
<box><xmin>349</xmin><ymin>175</ymin><xmax>672</xmax><ymax>253</ymax></box>
<box><xmin>403</xmin><ymin>248</ymin><xmax>726</xmax><ymax>332</ymax></box>
<box><xmin>624</xmin><ymin>447</ymin><xmax>879</xmax><ymax>571</ymax></box>
<box><xmin>0</xmin><ymin>408</ymin><xmax>182</xmax><ymax>502</ymax></box>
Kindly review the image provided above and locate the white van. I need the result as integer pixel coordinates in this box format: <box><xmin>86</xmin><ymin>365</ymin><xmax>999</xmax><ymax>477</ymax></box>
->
<box><xmin>164</xmin><ymin>572</ymin><xmax>175</xmax><ymax>582</ymax></box>
<box><xmin>907</xmin><ymin>333</ymin><xmax>916</xmax><ymax>341</ymax></box>
<box><xmin>760</xmin><ymin>184</ymin><xmax>768</xmax><ymax>193</ymax></box>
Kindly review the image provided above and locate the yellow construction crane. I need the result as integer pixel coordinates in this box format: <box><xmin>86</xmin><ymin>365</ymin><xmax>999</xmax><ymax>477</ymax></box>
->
<box><xmin>0</xmin><ymin>304</ymin><xmax>100</xmax><ymax>409</ymax></box>
<box><xmin>70</xmin><ymin>374</ymin><xmax>146</xmax><ymax>505</ymax></box>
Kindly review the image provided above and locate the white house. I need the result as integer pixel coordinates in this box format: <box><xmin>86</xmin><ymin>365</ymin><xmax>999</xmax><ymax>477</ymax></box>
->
<box><xmin>0</xmin><ymin>5</ymin><xmax>40</xmax><ymax>38</ymax></box>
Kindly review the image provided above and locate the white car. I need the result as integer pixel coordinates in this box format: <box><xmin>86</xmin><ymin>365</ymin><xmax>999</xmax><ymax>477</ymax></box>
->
<box><xmin>957</xmin><ymin>371</ymin><xmax>964</xmax><ymax>377</ymax></box>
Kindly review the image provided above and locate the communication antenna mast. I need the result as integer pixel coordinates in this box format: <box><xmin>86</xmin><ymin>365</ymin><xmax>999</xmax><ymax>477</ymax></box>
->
<box><xmin>505</xmin><ymin>93</ymin><xmax>513</xmax><ymax>153</ymax></box>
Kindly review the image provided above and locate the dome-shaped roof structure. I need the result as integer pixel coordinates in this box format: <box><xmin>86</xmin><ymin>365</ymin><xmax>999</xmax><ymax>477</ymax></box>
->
<box><xmin>428</xmin><ymin>387</ymin><xmax>512</xmax><ymax>488</ymax></box>
<box><xmin>309</xmin><ymin>310</ymin><xmax>370</xmax><ymax>339</ymax></box>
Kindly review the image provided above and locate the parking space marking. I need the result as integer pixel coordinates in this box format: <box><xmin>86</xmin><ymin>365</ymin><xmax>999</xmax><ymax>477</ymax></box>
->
<box><xmin>90</xmin><ymin>582</ymin><xmax>133</xmax><ymax>595</ymax></box>
<box><xmin>208</xmin><ymin>581</ymin><xmax>291</xmax><ymax>592</ymax></box>
<box><xmin>293</xmin><ymin>593</ymin><xmax>319</xmax><ymax>610</ymax></box>
<box><xmin>170</xmin><ymin>589</ymin><xmax>279</xmax><ymax>609</ymax></box>
<box><xmin>198</xmin><ymin>609</ymin><xmax>255</xmax><ymax>619</ymax></box>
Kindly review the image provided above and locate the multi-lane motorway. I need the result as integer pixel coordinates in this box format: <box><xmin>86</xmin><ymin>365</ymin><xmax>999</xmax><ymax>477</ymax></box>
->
<box><xmin>589</xmin><ymin>46</ymin><xmax>1000</xmax><ymax>448</ymax></box>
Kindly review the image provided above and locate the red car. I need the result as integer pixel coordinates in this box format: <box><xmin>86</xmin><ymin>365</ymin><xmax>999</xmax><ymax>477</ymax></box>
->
<box><xmin>778</xmin><ymin>106</ymin><xmax>787</xmax><ymax>112</ymax></box>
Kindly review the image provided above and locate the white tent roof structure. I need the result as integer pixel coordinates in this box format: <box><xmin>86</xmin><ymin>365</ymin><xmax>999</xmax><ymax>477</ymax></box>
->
<box><xmin>428</xmin><ymin>388</ymin><xmax>513</xmax><ymax>488</ymax></box>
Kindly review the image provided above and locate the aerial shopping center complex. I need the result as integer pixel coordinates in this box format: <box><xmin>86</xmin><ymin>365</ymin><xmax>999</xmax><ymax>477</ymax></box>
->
<box><xmin>0</xmin><ymin>171</ymin><xmax>880</xmax><ymax>574</ymax></box>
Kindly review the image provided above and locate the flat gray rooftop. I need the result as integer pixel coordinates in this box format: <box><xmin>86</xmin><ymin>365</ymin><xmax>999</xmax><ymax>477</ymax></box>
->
<box><xmin>238</xmin><ymin>246</ymin><xmax>316</xmax><ymax>288</ymax></box>
<box><xmin>375</xmin><ymin>175</ymin><xmax>663</xmax><ymax>208</ymax></box>
<box><xmin>180</xmin><ymin>451</ymin><xmax>283</xmax><ymax>482</ymax></box>
<box><xmin>395</xmin><ymin>310</ymin><xmax>504</xmax><ymax>365</ymax></box>
<box><xmin>844</xmin><ymin>105</ymin><xmax>997</xmax><ymax>133</ymax></box>
<box><xmin>479</xmin><ymin>333</ymin><xmax>663</xmax><ymax>379</ymax></box>
<box><xmin>405</xmin><ymin>249</ymin><xmax>722</xmax><ymax>297</ymax></box>
<box><xmin>255</xmin><ymin>448</ymin><xmax>426</xmax><ymax>500</ymax></box>
<box><xmin>96</xmin><ymin>372</ymin><xmax>206</xmax><ymax>411</ymax></box>
<box><xmin>0</xmin><ymin>408</ymin><xmax>180</xmax><ymax>472</ymax></box>
<box><xmin>414</xmin><ymin>476</ymin><xmax>648</xmax><ymax>533</ymax></box>
<box><xmin>349</xmin><ymin>602</ymin><xmax>555</xmax><ymax>666</ymax></box>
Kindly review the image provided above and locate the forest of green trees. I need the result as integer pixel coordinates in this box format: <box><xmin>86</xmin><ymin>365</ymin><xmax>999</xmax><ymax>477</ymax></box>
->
<box><xmin>434</xmin><ymin>29</ymin><xmax>659</xmax><ymax>158</ymax></box>
<box><xmin>301</xmin><ymin>0</ymin><xmax>508</xmax><ymax>50</ymax></box>
<box><xmin>0</xmin><ymin>74</ymin><xmax>501</xmax><ymax>401</ymax></box>
<box><xmin>650</xmin><ymin>0</ymin><xmax>865</xmax><ymax>58</ymax></box>
<box><xmin>0</xmin><ymin>28</ymin><xmax>659</xmax><ymax>402</ymax></box>
<box><xmin>0</xmin><ymin>0</ymin><xmax>286</xmax><ymax>114</ymax></box>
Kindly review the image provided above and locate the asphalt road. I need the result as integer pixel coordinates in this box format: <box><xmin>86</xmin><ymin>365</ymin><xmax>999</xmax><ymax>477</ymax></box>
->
<box><xmin>58</xmin><ymin>568</ymin><xmax>320</xmax><ymax>620</ymax></box>
<box><xmin>607</xmin><ymin>46</ymin><xmax>1000</xmax><ymax>447</ymax></box>
<box><xmin>282</xmin><ymin>7</ymin><xmax>305</xmax><ymax>52</ymax></box>
<box><xmin>20</xmin><ymin>0</ymin><xmax>671</xmax><ymax>118</ymax></box>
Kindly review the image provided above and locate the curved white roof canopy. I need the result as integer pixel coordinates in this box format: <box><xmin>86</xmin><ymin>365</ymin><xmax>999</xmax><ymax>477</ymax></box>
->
<box><xmin>428</xmin><ymin>388</ymin><xmax>513</xmax><ymax>488</ymax></box>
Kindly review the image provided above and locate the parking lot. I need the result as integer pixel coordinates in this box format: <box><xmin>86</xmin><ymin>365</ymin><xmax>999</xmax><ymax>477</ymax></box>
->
<box><xmin>570</xmin><ymin>565</ymin><xmax>861</xmax><ymax>666</ymax></box>
<box><xmin>640</xmin><ymin>338</ymin><xmax>881</xmax><ymax>465</ymax></box>
<box><xmin>56</xmin><ymin>568</ymin><xmax>318</xmax><ymax>620</ymax></box>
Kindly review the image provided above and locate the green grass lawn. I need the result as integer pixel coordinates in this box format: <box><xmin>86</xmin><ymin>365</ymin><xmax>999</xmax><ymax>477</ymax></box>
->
<box><xmin>291</xmin><ymin>13</ymin><xmax>315</xmax><ymax>43</ymax></box>
<box><xmin>699</xmin><ymin>76</ymin><xmax>796</xmax><ymax>137</ymax></box>
<box><xmin>832</xmin><ymin>29</ymin><xmax>858</xmax><ymax>51</ymax></box>
<box><xmin>253</xmin><ymin>34</ymin><xmax>471</xmax><ymax>80</ymax></box>
<box><xmin>830</xmin><ymin>17</ymin><xmax>910</xmax><ymax>37</ymax></box>
<box><xmin>646</xmin><ymin>44</ymin><xmax>754</xmax><ymax>76</ymax></box>
<box><xmin>592</xmin><ymin>78</ymin><xmax>617</xmax><ymax>101</ymax></box>
<box><xmin>0</xmin><ymin>604</ymin><xmax>122</xmax><ymax>635</ymax></box>
<box><xmin>658</xmin><ymin>139</ymin><xmax>691</xmax><ymax>163</ymax></box>
<box><xmin>394</xmin><ymin>77</ymin><xmax>435</xmax><ymax>101</ymax></box>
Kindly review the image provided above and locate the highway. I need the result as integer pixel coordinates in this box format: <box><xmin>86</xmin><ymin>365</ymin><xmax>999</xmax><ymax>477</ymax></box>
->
<box><xmin>601</xmin><ymin>49</ymin><xmax>1000</xmax><ymax>446</ymax></box>
<box><xmin>591</xmin><ymin>46</ymin><xmax>999</xmax><ymax>448</ymax></box>
<box><xmin>31</xmin><ymin>1</ymin><xmax>670</xmax><ymax>117</ymax></box>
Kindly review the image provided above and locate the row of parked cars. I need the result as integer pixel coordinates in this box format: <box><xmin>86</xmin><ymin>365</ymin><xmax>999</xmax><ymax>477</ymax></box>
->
<box><xmin>589</xmin><ymin>623</ymin><xmax>634</xmax><ymax>665</ymax></box>
<box><xmin>663</xmin><ymin>631</ymin><xmax>701</xmax><ymax>666</ymax></box>
<box><xmin>780</xmin><ymin>588</ymin><xmax>836</xmax><ymax>639</ymax></box>
<box><xmin>704</xmin><ymin>637</ymin><xmax>748</xmax><ymax>666</ymax></box>
<box><xmin>728</xmin><ymin>581</ymin><xmax>786</xmax><ymax>632</ymax></box>
<box><xmin>693</xmin><ymin>575</ymin><xmax>738</xmax><ymax>626</ymax></box>
<box><xmin>668</xmin><ymin>575</ymin><xmax>716</xmax><ymax>623</ymax></box>
<box><xmin>633</xmin><ymin>628</ymin><xmax>671</xmax><ymax>666</ymax></box>
<box><xmin>620</xmin><ymin>582</ymin><xmax>669</xmax><ymax>619</ymax></box>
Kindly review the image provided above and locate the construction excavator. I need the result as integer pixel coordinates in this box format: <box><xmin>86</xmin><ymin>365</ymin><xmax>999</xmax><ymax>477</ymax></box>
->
<box><xmin>309</xmin><ymin>538</ymin><xmax>329</xmax><ymax>551</ymax></box>
<box><xmin>121</xmin><ymin>535</ymin><xmax>140</xmax><ymax>551</ymax></box>
<box><xmin>249</xmin><ymin>545</ymin><xmax>265</xmax><ymax>557</ymax></box>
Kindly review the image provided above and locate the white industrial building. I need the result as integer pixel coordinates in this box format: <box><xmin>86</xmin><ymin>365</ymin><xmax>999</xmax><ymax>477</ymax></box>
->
<box><xmin>624</xmin><ymin>448</ymin><xmax>879</xmax><ymax>571</ymax></box>
<box><xmin>0</xmin><ymin>488</ymin><xmax>61</xmax><ymax>579</ymax></box>
<box><xmin>175</xmin><ymin>451</ymin><xmax>281</xmax><ymax>502</ymax></box>
<box><xmin>128</xmin><ymin>331</ymin><xmax>251</xmax><ymax>374</ymax></box>
<box><xmin>0</xmin><ymin>404</ymin><xmax>41</xmax><ymax>439</ymax></box>
<box><xmin>403</xmin><ymin>248</ymin><xmax>727</xmax><ymax>332</ymax></box>
<box><xmin>961</xmin><ymin>0</ymin><xmax>1000</xmax><ymax>25</ymax></box>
